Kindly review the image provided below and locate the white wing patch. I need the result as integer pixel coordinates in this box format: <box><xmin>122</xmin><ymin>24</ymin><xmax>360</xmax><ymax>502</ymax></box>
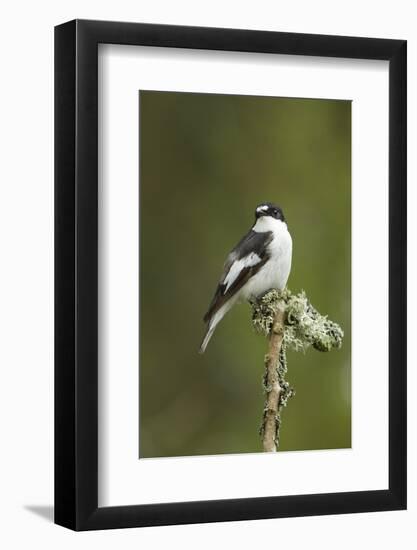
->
<box><xmin>223</xmin><ymin>252</ymin><xmax>262</xmax><ymax>292</ymax></box>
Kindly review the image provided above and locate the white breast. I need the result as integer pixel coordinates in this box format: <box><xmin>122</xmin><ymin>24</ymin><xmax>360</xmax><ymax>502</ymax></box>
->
<box><xmin>241</xmin><ymin>218</ymin><xmax>292</xmax><ymax>300</ymax></box>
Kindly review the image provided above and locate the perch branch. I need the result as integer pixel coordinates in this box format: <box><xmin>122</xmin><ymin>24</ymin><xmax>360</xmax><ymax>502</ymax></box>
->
<box><xmin>252</xmin><ymin>288</ymin><xmax>344</xmax><ymax>452</ymax></box>
<box><xmin>262</xmin><ymin>303</ymin><xmax>285</xmax><ymax>452</ymax></box>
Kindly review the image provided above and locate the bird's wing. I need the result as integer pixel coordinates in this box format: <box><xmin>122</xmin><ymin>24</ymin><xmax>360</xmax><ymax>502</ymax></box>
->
<box><xmin>203</xmin><ymin>230</ymin><xmax>273</xmax><ymax>323</ymax></box>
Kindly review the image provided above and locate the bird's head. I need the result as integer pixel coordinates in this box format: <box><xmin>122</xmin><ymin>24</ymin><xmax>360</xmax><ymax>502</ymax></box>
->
<box><xmin>255</xmin><ymin>203</ymin><xmax>285</xmax><ymax>222</ymax></box>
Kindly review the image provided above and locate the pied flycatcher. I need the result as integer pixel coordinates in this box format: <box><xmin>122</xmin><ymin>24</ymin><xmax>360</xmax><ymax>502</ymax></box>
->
<box><xmin>200</xmin><ymin>202</ymin><xmax>292</xmax><ymax>353</ymax></box>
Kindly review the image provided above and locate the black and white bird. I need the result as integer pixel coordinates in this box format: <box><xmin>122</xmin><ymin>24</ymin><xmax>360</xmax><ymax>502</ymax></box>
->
<box><xmin>200</xmin><ymin>202</ymin><xmax>292</xmax><ymax>353</ymax></box>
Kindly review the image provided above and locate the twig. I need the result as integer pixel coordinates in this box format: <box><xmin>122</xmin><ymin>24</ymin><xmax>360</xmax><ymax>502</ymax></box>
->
<box><xmin>253</xmin><ymin>288</ymin><xmax>343</xmax><ymax>452</ymax></box>
<box><xmin>261</xmin><ymin>303</ymin><xmax>285</xmax><ymax>452</ymax></box>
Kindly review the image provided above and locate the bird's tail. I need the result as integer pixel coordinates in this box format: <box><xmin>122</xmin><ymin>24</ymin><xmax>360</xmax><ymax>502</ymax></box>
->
<box><xmin>199</xmin><ymin>324</ymin><xmax>216</xmax><ymax>354</ymax></box>
<box><xmin>199</xmin><ymin>303</ymin><xmax>232</xmax><ymax>354</ymax></box>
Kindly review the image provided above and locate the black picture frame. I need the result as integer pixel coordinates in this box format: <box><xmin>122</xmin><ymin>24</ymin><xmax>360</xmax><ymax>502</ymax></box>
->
<box><xmin>55</xmin><ymin>19</ymin><xmax>407</xmax><ymax>531</ymax></box>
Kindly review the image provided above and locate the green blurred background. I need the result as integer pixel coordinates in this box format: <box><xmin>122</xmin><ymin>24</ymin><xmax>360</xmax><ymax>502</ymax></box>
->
<box><xmin>139</xmin><ymin>91</ymin><xmax>351</xmax><ymax>458</ymax></box>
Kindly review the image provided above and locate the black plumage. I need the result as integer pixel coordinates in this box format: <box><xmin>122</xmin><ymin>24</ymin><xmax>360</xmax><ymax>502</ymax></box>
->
<box><xmin>203</xmin><ymin>229</ymin><xmax>273</xmax><ymax>324</ymax></box>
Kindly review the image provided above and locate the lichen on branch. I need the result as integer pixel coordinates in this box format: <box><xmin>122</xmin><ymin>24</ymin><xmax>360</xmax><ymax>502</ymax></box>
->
<box><xmin>252</xmin><ymin>288</ymin><xmax>344</xmax><ymax>451</ymax></box>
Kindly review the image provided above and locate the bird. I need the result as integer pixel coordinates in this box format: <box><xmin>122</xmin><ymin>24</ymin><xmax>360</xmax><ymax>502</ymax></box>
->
<box><xmin>200</xmin><ymin>202</ymin><xmax>292</xmax><ymax>353</ymax></box>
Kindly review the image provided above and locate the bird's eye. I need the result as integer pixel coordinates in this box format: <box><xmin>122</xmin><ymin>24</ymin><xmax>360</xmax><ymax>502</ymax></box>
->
<box><xmin>274</xmin><ymin>209</ymin><xmax>278</xmax><ymax>216</ymax></box>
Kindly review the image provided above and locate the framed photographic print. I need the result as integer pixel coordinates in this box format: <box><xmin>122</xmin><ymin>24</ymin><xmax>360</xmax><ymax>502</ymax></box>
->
<box><xmin>55</xmin><ymin>19</ymin><xmax>406</xmax><ymax>530</ymax></box>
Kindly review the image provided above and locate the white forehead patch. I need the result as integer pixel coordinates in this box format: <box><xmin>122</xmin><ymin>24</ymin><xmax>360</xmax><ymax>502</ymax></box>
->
<box><xmin>256</xmin><ymin>205</ymin><xmax>269</xmax><ymax>213</ymax></box>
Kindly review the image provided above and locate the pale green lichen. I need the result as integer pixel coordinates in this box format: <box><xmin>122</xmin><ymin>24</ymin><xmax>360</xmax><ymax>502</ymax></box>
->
<box><xmin>252</xmin><ymin>288</ymin><xmax>343</xmax><ymax>353</ymax></box>
<box><xmin>252</xmin><ymin>288</ymin><xmax>344</xmax><ymax>448</ymax></box>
